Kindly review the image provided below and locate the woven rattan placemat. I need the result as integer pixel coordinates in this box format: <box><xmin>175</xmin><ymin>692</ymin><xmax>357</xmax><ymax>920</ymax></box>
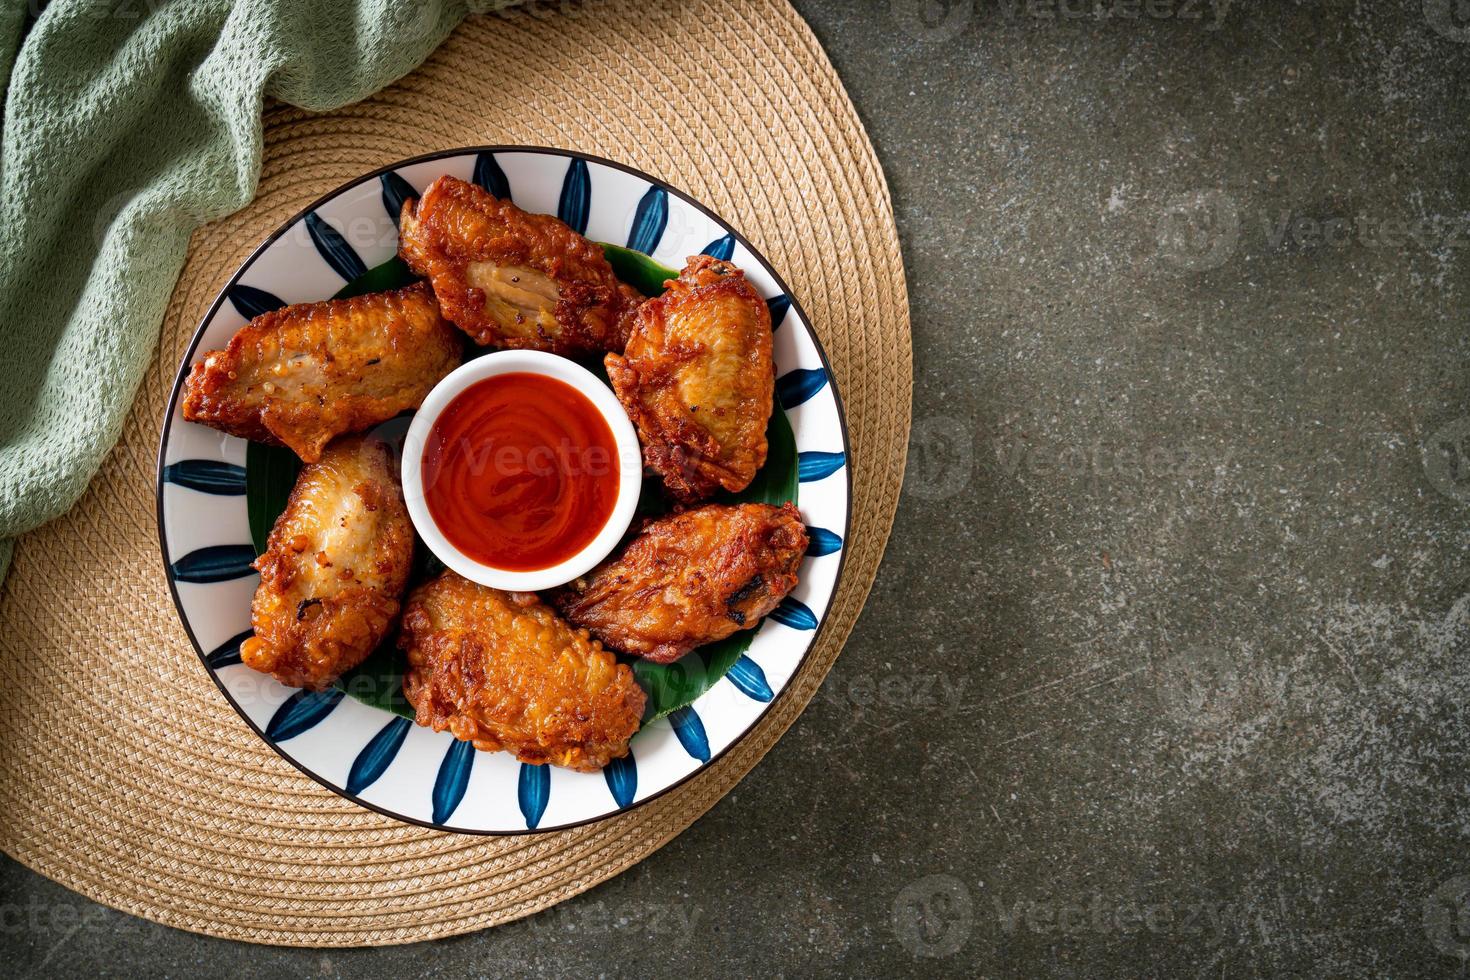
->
<box><xmin>0</xmin><ymin>0</ymin><xmax>910</xmax><ymax>945</ymax></box>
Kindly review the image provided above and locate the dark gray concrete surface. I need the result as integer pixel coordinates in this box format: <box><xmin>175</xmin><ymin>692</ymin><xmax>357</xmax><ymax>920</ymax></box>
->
<box><xmin>6</xmin><ymin>0</ymin><xmax>1470</xmax><ymax>975</ymax></box>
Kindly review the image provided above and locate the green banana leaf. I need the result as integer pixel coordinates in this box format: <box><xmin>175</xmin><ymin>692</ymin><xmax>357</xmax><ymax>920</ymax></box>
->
<box><xmin>601</xmin><ymin>242</ymin><xmax>677</xmax><ymax>296</ymax></box>
<box><xmin>244</xmin><ymin>248</ymin><xmax>797</xmax><ymax>724</ymax></box>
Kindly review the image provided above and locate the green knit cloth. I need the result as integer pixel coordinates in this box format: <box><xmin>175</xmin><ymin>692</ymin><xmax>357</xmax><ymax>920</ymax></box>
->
<box><xmin>0</xmin><ymin>0</ymin><xmax>514</xmax><ymax>583</ymax></box>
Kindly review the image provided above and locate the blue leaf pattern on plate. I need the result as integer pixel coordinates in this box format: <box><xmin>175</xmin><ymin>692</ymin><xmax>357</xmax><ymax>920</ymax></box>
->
<box><xmin>379</xmin><ymin>171</ymin><xmax>417</xmax><ymax>228</ymax></box>
<box><xmin>702</xmin><ymin>233</ymin><xmax>735</xmax><ymax>261</ymax></box>
<box><xmin>518</xmin><ymin>762</ymin><xmax>550</xmax><ymax>829</ymax></box>
<box><xmin>603</xmin><ymin>753</ymin><xmax>637</xmax><ymax>808</ymax></box>
<box><xmin>558</xmin><ymin>158</ymin><xmax>590</xmax><ymax>234</ymax></box>
<box><xmin>777</xmin><ymin>368</ymin><xmax>828</xmax><ymax>409</ymax></box>
<box><xmin>805</xmin><ymin>526</ymin><xmax>843</xmax><ymax>557</ymax></box>
<box><xmin>305</xmin><ymin>212</ymin><xmax>367</xmax><ymax>282</ymax></box>
<box><xmin>204</xmin><ymin>628</ymin><xmax>252</xmax><ymax>669</ymax></box>
<box><xmin>797</xmin><ymin>451</ymin><xmax>846</xmax><ymax>482</ymax></box>
<box><xmin>668</xmin><ymin>706</ymin><xmax>711</xmax><ymax>763</ymax></box>
<box><xmin>626</xmin><ymin>186</ymin><xmax>667</xmax><ymax>254</ymax></box>
<box><xmin>265</xmin><ymin>688</ymin><xmax>344</xmax><ymax>742</ymax></box>
<box><xmin>228</xmin><ymin>284</ymin><xmax>287</xmax><ymax>320</ymax></box>
<box><xmin>347</xmin><ymin>716</ymin><xmax>412</xmax><ymax>795</ymax></box>
<box><xmin>770</xmin><ymin>596</ymin><xmax>818</xmax><ymax>631</ymax></box>
<box><xmin>473</xmin><ymin>151</ymin><xmax>510</xmax><ymax>198</ymax></box>
<box><xmin>171</xmin><ymin>544</ymin><xmax>257</xmax><ymax>583</ymax></box>
<box><xmin>432</xmin><ymin>739</ymin><xmax>476</xmax><ymax>825</ymax></box>
<box><xmin>766</xmin><ymin>294</ymin><xmax>791</xmax><ymax>330</ymax></box>
<box><xmin>162</xmin><ymin>460</ymin><xmax>245</xmax><ymax>495</ymax></box>
<box><xmin>726</xmin><ymin>655</ymin><xmax>775</xmax><ymax>702</ymax></box>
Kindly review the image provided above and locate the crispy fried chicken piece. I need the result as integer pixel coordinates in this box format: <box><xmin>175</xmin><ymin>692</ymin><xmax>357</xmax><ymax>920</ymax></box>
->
<box><xmin>182</xmin><ymin>281</ymin><xmax>460</xmax><ymax>462</ymax></box>
<box><xmin>240</xmin><ymin>436</ymin><xmax>414</xmax><ymax>690</ymax></box>
<box><xmin>552</xmin><ymin>502</ymin><xmax>808</xmax><ymax>664</ymax></box>
<box><xmin>605</xmin><ymin>255</ymin><xmax>773</xmax><ymax>503</ymax></box>
<box><xmin>399</xmin><ymin>572</ymin><xmax>645</xmax><ymax>771</ymax></box>
<box><xmin>398</xmin><ymin>175</ymin><xmax>643</xmax><ymax>355</ymax></box>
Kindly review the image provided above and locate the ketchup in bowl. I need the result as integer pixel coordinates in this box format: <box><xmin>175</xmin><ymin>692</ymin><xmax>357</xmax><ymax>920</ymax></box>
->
<box><xmin>421</xmin><ymin>372</ymin><xmax>620</xmax><ymax>572</ymax></box>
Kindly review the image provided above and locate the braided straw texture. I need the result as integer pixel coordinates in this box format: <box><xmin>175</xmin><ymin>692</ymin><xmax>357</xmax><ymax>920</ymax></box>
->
<box><xmin>0</xmin><ymin>0</ymin><xmax>910</xmax><ymax>946</ymax></box>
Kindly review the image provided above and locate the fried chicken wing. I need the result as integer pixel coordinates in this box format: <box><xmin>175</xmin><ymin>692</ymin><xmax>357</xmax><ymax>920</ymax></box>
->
<box><xmin>605</xmin><ymin>255</ymin><xmax>773</xmax><ymax>503</ymax></box>
<box><xmin>182</xmin><ymin>281</ymin><xmax>460</xmax><ymax>462</ymax></box>
<box><xmin>398</xmin><ymin>175</ymin><xmax>643</xmax><ymax>355</ymax></box>
<box><xmin>553</xmin><ymin>502</ymin><xmax>808</xmax><ymax>664</ymax></box>
<box><xmin>399</xmin><ymin>572</ymin><xmax>645</xmax><ymax>771</ymax></box>
<box><xmin>240</xmin><ymin>436</ymin><xmax>414</xmax><ymax>690</ymax></box>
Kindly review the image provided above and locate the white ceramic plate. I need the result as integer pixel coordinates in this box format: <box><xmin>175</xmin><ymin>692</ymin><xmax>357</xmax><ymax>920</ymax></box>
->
<box><xmin>156</xmin><ymin>147</ymin><xmax>851</xmax><ymax>834</ymax></box>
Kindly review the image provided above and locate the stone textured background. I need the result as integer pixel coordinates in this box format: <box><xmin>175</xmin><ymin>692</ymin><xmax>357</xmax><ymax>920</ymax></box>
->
<box><xmin>5</xmin><ymin>0</ymin><xmax>1470</xmax><ymax>975</ymax></box>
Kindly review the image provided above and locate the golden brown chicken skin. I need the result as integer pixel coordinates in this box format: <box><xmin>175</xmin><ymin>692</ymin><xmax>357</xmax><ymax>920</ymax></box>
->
<box><xmin>399</xmin><ymin>572</ymin><xmax>645</xmax><ymax>771</ymax></box>
<box><xmin>606</xmin><ymin>255</ymin><xmax>773</xmax><ymax>503</ymax></box>
<box><xmin>182</xmin><ymin>281</ymin><xmax>460</xmax><ymax>462</ymax></box>
<box><xmin>398</xmin><ymin>175</ymin><xmax>643</xmax><ymax>355</ymax></box>
<box><xmin>240</xmin><ymin>436</ymin><xmax>414</xmax><ymax>690</ymax></box>
<box><xmin>553</xmin><ymin>502</ymin><xmax>808</xmax><ymax>665</ymax></box>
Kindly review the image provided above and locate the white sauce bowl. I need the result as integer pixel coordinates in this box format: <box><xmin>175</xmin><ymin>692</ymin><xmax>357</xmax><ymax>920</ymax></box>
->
<box><xmin>401</xmin><ymin>349</ymin><xmax>643</xmax><ymax>592</ymax></box>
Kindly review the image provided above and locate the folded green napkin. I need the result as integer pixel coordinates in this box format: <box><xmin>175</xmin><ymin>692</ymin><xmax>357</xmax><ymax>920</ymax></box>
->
<box><xmin>0</xmin><ymin>0</ymin><xmax>515</xmax><ymax>583</ymax></box>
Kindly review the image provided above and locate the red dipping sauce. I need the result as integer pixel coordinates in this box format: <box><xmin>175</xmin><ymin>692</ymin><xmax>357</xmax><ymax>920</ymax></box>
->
<box><xmin>421</xmin><ymin>373</ymin><xmax>620</xmax><ymax>572</ymax></box>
